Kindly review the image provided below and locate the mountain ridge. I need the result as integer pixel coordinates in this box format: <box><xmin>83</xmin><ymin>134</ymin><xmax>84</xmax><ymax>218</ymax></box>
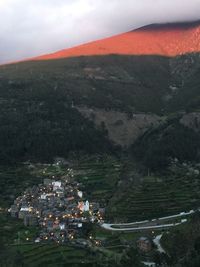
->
<box><xmin>136</xmin><ymin>20</ymin><xmax>200</xmax><ymax>31</ymax></box>
<box><xmin>28</xmin><ymin>20</ymin><xmax>200</xmax><ymax>61</ymax></box>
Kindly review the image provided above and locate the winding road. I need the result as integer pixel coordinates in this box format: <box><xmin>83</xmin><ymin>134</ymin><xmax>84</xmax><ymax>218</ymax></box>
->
<box><xmin>101</xmin><ymin>209</ymin><xmax>195</xmax><ymax>232</ymax></box>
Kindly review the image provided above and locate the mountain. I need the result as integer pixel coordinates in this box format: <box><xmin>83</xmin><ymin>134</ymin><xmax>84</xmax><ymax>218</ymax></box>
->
<box><xmin>30</xmin><ymin>20</ymin><xmax>200</xmax><ymax>61</ymax></box>
<box><xmin>1</xmin><ymin>21</ymin><xmax>200</xmax><ymax>267</ymax></box>
<box><xmin>0</xmin><ymin>20</ymin><xmax>200</xmax><ymax>166</ymax></box>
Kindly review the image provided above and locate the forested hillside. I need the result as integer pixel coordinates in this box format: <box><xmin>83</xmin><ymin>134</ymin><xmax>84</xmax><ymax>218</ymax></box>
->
<box><xmin>0</xmin><ymin>52</ymin><xmax>200</xmax><ymax>164</ymax></box>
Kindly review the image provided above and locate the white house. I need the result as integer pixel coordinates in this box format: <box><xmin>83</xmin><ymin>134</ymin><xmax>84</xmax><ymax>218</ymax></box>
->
<box><xmin>52</xmin><ymin>181</ymin><xmax>62</xmax><ymax>191</ymax></box>
<box><xmin>77</xmin><ymin>191</ymin><xmax>83</xmax><ymax>198</ymax></box>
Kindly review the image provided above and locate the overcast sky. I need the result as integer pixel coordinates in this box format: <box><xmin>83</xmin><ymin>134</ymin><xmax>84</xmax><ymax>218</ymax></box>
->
<box><xmin>0</xmin><ymin>0</ymin><xmax>200</xmax><ymax>63</ymax></box>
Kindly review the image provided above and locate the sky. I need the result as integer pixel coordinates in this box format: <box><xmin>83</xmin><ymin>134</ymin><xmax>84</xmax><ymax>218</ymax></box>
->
<box><xmin>0</xmin><ymin>0</ymin><xmax>200</xmax><ymax>64</ymax></box>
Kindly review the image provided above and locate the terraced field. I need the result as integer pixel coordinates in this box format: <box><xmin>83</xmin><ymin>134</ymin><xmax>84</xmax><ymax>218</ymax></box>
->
<box><xmin>13</xmin><ymin>244</ymin><xmax>94</xmax><ymax>266</ymax></box>
<box><xmin>0</xmin><ymin>166</ymin><xmax>42</xmax><ymax>207</ymax></box>
<box><xmin>71</xmin><ymin>157</ymin><xmax>200</xmax><ymax>223</ymax></box>
<box><xmin>1</xmin><ymin>157</ymin><xmax>200</xmax><ymax>266</ymax></box>
<box><xmin>72</xmin><ymin>156</ymin><xmax>121</xmax><ymax>205</ymax></box>
<box><xmin>107</xmin><ymin>173</ymin><xmax>200</xmax><ymax>222</ymax></box>
<box><xmin>12</xmin><ymin>240</ymin><xmax>124</xmax><ymax>267</ymax></box>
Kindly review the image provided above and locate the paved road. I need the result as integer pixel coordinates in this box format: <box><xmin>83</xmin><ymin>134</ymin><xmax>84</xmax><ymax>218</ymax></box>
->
<box><xmin>101</xmin><ymin>209</ymin><xmax>195</xmax><ymax>232</ymax></box>
<box><xmin>102</xmin><ymin>221</ymin><xmax>185</xmax><ymax>231</ymax></box>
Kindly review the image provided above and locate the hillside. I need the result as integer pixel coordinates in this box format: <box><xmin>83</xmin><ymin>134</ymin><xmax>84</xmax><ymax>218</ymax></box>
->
<box><xmin>1</xmin><ymin>21</ymin><xmax>200</xmax><ymax>267</ymax></box>
<box><xmin>0</xmin><ymin>21</ymin><xmax>200</xmax><ymax>164</ymax></box>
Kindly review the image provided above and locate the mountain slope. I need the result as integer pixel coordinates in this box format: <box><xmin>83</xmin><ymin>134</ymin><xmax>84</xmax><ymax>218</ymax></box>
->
<box><xmin>0</xmin><ymin>21</ymin><xmax>200</xmax><ymax>164</ymax></box>
<box><xmin>31</xmin><ymin>20</ymin><xmax>200</xmax><ymax>61</ymax></box>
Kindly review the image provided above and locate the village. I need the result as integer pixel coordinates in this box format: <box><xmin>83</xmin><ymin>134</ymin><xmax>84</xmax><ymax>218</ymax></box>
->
<box><xmin>9</xmin><ymin>167</ymin><xmax>104</xmax><ymax>245</ymax></box>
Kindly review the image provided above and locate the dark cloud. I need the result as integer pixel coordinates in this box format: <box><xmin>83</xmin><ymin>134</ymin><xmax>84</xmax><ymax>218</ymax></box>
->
<box><xmin>0</xmin><ymin>0</ymin><xmax>200</xmax><ymax>63</ymax></box>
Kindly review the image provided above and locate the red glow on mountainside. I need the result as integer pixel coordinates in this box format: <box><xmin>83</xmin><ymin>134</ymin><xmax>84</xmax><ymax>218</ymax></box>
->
<box><xmin>33</xmin><ymin>22</ymin><xmax>200</xmax><ymax>61</ymax></box>
<box><xmin>17</xmin><ymin>21</ymin><xmax>200</xmax><ymax>63</ymax></box>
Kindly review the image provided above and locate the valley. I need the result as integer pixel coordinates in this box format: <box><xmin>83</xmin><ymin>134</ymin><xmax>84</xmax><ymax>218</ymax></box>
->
<box><xmin>1</xmin><ymin>20</ymin><xmax>200</xmax><ymax>266</ymax></box>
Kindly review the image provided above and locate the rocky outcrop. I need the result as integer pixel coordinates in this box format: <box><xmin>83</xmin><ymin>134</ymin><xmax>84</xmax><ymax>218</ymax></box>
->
<box><xmin>78</xmin><ymin>107</ymin><xmax>163</xmax><ymax>147</ymax></box>
<box><xmin>180</xmin><ymin>112</ymin><xmax>200</xmax><ymax>132</ymax></box>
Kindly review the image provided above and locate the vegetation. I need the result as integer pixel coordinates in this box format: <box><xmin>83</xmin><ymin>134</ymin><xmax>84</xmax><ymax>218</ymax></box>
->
<box><xmin>107</xmin><ymin>160</ymin><xmax>200</xmax><ymax>222</ymax></box>
<box><xmin>0</xmin><ymin>52</ymin><xmax>200</xmax><ymax>266</ymax></box>
<box><xmin>0</xmin><ymin>97</ymin><xmax>117</xmax><ymax>164</ymax></box>
<box><xmin>0</xmin><ymin>53</ymin><xmax>200</xmax><ymax>164</ymax></box>
<box><xmin>0</xmin><ymin>242</ymin><xmax>144</xmax><ymax>267</ymax></box>
<box><xmin>73</xmin><ymin>156</ymin><xmax>121</xmax><ymax>205</ymax></box>
<box><xmin>161</xmin><ymin>212</ymin><xmax>200</xmax><ymax>267</ymax></box>
<box><xmin>133</xmin><ymin>119</ymin><xmax>200</xmax><ymax>170</ymax></box>
<box><xmin>0</xmin><ymin>159</ymin><xmax>125</xmax><ymax>267</ymax></box>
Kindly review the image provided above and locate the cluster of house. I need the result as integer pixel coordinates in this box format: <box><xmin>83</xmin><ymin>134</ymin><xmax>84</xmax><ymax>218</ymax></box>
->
<box><xmin>9</xmin><ymin>173</ymin><xmax>104</xmax><ymax>244</ymax></box>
